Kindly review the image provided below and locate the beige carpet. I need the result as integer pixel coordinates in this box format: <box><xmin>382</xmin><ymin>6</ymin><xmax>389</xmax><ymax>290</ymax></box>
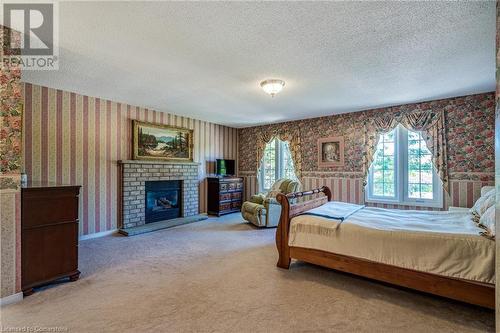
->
<box><xmin>1</xmin><ymin>214</ymin><xmax>494</xmax><ymax>332</ymax></box>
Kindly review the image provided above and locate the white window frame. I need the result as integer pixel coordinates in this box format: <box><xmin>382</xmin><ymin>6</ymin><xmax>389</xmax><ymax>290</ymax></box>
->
<box><xmin>259</xmin><ymin>139</ymin><xmax>296</xmax><ymax>192</ymax></box>
<box><xmin>366</xmin><ymin>125</ymin><xmax>443</xmax><ymax>208</ymax></box>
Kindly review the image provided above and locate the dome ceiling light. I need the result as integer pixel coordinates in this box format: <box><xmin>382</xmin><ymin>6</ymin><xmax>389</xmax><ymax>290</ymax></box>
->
<box><xmin>260</xmin><ymin>79</ymin><xmax>285</xmax><ymax>97</ymax></box>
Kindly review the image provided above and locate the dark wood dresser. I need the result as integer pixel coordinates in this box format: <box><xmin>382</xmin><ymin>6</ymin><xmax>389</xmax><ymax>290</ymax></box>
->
<box><xmin>21</xmin><ymin>183</ymin><xmax>81</xmax><ymax>295</ymax></box>
<box><xmin>207</xmin><ymin>177</ymin><xmax>243</xmax><ymax>216</ymax></box>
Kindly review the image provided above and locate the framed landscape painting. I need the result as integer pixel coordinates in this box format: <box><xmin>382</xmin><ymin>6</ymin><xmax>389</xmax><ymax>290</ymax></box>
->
<box><xmin>133</xmin><ymin>121</ymin><xmax>193</xmax><ymax>161</ymax></box>
<box><xmin>317</xmin><ymin>136</ymin><xmax>344</xmax><ymax>167</ymax></box>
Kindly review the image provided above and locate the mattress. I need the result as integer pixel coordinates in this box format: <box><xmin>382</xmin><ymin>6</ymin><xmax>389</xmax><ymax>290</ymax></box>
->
<box><xmin>289</xmin><ymin>205</ymin><xmax>495</xmax><ymax>284</ymax></box>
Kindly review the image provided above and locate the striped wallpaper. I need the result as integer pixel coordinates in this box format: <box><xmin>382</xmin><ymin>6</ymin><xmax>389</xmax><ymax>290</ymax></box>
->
<box><xmin>242</xmin><ymin>174</ymin><xmax>493</xmax><ymax>211</ymax></box>
<box><xmin>22</xmin><ymin>83</ymin><xmax>238</xmax><ymax>236</ymax></box>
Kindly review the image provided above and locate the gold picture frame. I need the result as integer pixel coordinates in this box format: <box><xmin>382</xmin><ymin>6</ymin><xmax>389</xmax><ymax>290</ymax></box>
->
<box><xmin>133</xmin><ymin>120</ymin><xmax>194</xmax><ymax>161</ymax></box>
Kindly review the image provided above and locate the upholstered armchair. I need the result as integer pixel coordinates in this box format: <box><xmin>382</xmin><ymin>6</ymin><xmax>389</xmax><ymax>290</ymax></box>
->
<box><xmin>241</xmin><ymin>179</ymin><xmax>301</xmax><ymax>228</ymax></box>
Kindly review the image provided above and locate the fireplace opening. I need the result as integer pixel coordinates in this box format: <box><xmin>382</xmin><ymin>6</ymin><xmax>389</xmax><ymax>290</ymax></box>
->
<box><xmin>145</xmin><ymin>180</ymin><xmax>182</xmax><ymax>223</ymax></box>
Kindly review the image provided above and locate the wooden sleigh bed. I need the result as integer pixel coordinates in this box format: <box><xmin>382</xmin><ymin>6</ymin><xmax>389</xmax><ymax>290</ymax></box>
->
<box><xmin>275</xmin><ymin>186</ymin><xmax>495</xmax><ymax>309</ymax></box>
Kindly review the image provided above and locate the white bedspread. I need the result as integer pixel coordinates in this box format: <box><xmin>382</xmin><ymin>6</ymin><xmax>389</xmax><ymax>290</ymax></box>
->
<box><xmin>289</xmin><ymin>205</ymin><xmax>495</xmax><ymax>284</ymax></box>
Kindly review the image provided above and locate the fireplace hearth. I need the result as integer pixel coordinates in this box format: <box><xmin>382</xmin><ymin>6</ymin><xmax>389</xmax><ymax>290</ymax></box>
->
<box><xmin>145</xmin><ymin>180</ymin><xmax>182</xmax><ymax>223</ymax></box>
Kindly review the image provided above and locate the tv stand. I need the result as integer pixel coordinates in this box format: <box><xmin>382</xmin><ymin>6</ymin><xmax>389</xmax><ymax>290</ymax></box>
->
<box><xmin>207</xmin><ymin>177</ymin><xmax>243</xmax><ymax>216</ymax></box>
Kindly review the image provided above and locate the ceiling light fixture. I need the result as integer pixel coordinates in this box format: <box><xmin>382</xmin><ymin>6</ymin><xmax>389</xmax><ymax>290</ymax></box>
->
<box><xmin>260</xmin><ymin>79</ymin><xmax>285</xmax><ymax>97</ymax></box>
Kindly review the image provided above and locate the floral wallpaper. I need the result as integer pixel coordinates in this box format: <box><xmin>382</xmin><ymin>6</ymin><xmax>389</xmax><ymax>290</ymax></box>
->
<box><xmin>0</xmin><ymin>25</ymin><xmax>22</xmax><ymax>298</ymax></box>
<box><xmin>239</xmin><ymin>93</ymin><xmax>495</xmax><ymax>182</ymax></box>
<box><xmin>445</xmin><ymin>95</ymin><xmax>495</xmax><ymax>174</ymax></box>
<box><xmin>494</xmin><ymin>2</ymin><xmax>499</xmax><ymax>321</ymax></box>
<box><xmin>0</xmin><ymin>25</ymin><xmax>22</xmax><ymax>189</ymax></box>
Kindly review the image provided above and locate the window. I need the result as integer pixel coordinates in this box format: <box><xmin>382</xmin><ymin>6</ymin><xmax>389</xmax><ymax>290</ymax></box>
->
<box><xmin>366</xmin><ymin>125</ymin><xmax>442</xmax><ymax>208</ymax></box>
<box><xmin>259</xmin><ymin>138</ymin><xmax>298</xmax><ymax>191</ymax></box>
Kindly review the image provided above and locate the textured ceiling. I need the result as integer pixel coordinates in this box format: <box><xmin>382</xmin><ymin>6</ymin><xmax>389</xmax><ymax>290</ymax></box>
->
<box><xmin>20</xmin><ymin>1</ymin><xmax>495</xmax><ymax>128</ymax></box>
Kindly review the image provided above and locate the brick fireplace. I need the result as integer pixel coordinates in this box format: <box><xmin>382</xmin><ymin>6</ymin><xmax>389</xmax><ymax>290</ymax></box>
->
<box><xmin>118</xmin><ymin>160</ymin><xmax>200</xmax><ymax>229</ymax></box>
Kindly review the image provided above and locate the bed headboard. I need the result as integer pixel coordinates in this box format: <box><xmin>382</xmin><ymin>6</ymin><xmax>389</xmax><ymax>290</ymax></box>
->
<box><xmin>278</xmin><ymin>186</ymin><xmax>332</xmax><ymax>219</ymax></box>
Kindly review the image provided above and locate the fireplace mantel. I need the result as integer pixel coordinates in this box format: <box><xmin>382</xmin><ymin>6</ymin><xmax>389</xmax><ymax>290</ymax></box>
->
<box><xmin>119</xmin><ymin>160</ymin><xmax>200</xmax><ymax>166</ymax></box>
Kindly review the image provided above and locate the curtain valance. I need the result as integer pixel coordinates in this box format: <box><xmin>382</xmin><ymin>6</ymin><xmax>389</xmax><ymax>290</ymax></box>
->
<box><xmin>363</xmin><ymin>109</ymin><xmax>449</xmax><ymax>192</ymax></box>
<box><xmin>255</xmin><ymin>126</ymin><xmax>302</xmax><ymax>184</ymax></box>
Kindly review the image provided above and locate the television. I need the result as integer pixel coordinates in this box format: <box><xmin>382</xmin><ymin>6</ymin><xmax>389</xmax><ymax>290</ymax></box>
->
<box><xmin>216</xmin><ymin>159</ymin><xmax>235</xmax><ymax>176</ymax></box>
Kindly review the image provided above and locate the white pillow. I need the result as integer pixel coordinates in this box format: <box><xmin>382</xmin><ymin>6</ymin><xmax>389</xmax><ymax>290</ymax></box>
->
<box><xmin>479</xmin><ymin>205</ymin><xmax>495</xmax><ymax>238</ymax></box>
<box><xmin>479</xmin><ymin>193</ymin><xmax>496</xmax><ymax>215</ymax></box>
<box><xmin>481</xmin><ymin>186</ymin><xmax>495</xmax><ymax>197</ymax></box>
<box><xmin>470</xmin><ymin>188</ymin><xmax>495</xmax><ymax>218</ymax></box>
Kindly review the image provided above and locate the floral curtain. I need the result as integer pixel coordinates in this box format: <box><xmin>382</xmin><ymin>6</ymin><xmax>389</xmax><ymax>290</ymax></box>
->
<box><xmin>363</xmin><ymin>109</ymin><xmax>449</xmax><ymax>193</ymax></box>
<box><xmin>363</xmin><ymin>114</ymin><xmax>399</xmax><ymax>187</ymax></box>
<box><xmin>400</xmin><ymin>110</ymin><xmax>448</xmax><ymax>191</ymax></box>
<box><xmin>255</xmin><ymin>126</ymin><xmax>302</xmax><ymax>190</ymax></box>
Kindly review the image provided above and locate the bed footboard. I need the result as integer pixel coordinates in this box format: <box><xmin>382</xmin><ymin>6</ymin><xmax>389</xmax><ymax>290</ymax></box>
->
<box><xmin>275</xmin><ymin>186</ymin><xmax>332</xmax><ymax>269</ymax></box>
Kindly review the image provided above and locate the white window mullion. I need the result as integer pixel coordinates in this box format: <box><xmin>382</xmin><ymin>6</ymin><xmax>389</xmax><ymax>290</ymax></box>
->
<box><xmin>399</xmin><ymin>126</ymin><xmax>407</xmax><ymax>204</ymax></box>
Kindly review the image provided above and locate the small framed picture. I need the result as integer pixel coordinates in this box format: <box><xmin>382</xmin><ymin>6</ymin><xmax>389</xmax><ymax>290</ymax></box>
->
<box><xmin>318</xmin><ymin>136</ymin><xmax>344</xmax><ymax>167</ymax></box>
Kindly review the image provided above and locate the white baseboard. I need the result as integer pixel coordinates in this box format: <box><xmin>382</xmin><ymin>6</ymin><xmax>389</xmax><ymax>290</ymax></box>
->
<box><xmin>79</xmin><ymin>229</ymin><xmax>118</xmax><ymax>241</ymax></box>
<box><xmin>0</xmin><ymin>292</ymin><xmax>23</xmax><ymax>306</ymax></box>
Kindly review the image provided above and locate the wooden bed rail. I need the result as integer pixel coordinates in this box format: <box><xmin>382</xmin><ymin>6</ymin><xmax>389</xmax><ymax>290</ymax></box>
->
<box><xmin>283</xmin><ymin>186</ymin><xmax>332</xmax><ymax>200</ymax></box>
<box><xmin>276</xmin><ymin>186</ymin><xmax>332</xmax><ymax>269</ymax></box>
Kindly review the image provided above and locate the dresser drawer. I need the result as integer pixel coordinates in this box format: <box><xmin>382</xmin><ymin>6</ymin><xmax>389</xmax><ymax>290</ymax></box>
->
<box><xmin>220</xmin><ymin>202</ymin><xmax>232</xmax><ymax>211</ymax></box>
<box><xmin>22</xmin><ymin>190</ymin><xmax>79</xmax><ymax>228</ymax></box>
<box><xmin>22</xmin><ymin>222</ymin><xmax>78</xmax><ymax>288</ymax></box>
<box><xmin>220</xmin><ymin>193</ymin><xmax>232</xmax><ymax>201</ymax></box>
<box><xmin>220</xmin><ymin>182</ymin><xmax>241</xmax><ymax>192</ymax></box>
